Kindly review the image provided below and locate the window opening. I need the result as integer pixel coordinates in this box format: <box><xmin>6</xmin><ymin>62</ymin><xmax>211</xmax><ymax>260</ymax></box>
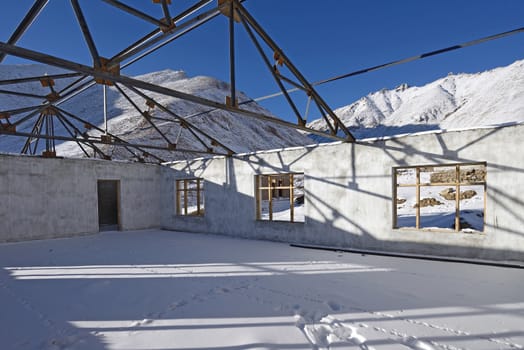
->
<box><xmin>256</xmin><ymin>173</ymin><xmax>304</xmax><ymax>222</ymax></box>
<box><xmin>394</xmin><ymin>163</ymin><xmax>486</xmax><ymax>232</ymax></box>
<box><xmin>176</xmin><ymin>178</ymin><xmax>204</xmax><ymax>216</ymax></box>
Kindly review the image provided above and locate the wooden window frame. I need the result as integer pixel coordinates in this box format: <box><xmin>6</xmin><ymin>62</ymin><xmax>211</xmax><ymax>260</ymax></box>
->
<box><xmin>175</xmin><ymin>178</ymin><xmax>204</xmax><ymax>216</ymax></box>
<box><xmin>393</xmin><ymin>162</ymin><xmax>487</xmax><ymax>232</ymax></box>
<box><xmin>255</xmin><ymin>173</ymin><xmax>304</xmax><ymax>223</ymax></box>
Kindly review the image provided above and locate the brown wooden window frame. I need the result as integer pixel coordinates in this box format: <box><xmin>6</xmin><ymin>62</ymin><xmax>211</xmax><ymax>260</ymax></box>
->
<box><xmin>255</xmin><ymin>173</ymin><xmax>304</xmax><ymax>223</ymax></box>
<box><xmin>175</xmin><ymin>178</ymin><xmax>204</xmax><ymax>216</ymax></box>
<box><xmin>393</xmin><ymin>162</ymin><xmax>487</xmax><ymax>232</ymax></box>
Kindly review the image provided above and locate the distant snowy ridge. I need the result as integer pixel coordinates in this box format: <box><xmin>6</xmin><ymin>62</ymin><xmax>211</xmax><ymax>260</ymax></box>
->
<box><xmin>308</xmin><ymin>59</ymin><xmax>524</xmax><ymax>138</ymax></box>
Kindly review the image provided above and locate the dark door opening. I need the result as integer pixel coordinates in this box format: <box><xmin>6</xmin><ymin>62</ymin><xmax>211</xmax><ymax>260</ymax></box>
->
<box><xmin>97</xmin><ymin>180</ymin><xmax>120</xmax><ymax>231</ymax></box>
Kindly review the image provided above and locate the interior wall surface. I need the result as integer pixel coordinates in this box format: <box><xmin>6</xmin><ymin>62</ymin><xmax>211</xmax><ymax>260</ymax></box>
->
<box><xmin>165</xmin><ymin>124</ymin><xmax>524</xmax><ymax>262</ymax></box>
<box><xmin>0</xmin><ymin>155</ymin><xmax>163</xmax><ymax>242</ymax></box>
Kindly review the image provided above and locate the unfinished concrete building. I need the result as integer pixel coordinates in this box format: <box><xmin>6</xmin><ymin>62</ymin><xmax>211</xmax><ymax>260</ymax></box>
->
<box><xmin>1</xmin><ymin>1</ymin><xmax>523</xmax><ymax>263</ymax></box>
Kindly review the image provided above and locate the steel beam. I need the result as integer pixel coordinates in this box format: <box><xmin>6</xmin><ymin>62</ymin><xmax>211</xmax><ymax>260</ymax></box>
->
<box><xmin>234</xmin><ymin>2</ymin><xmax>354</xmax><ymax>141</ymax></box>
<box><xmin>70</xmin><ymin>0</ymin><xmax>102</xmax><ymax>67</ymax></box>
<box><xmin>0</xmin><ymin>89</ymin><xmax>45</xmax><ymax>99</ymax></box>
<box><xmin>110</xmin><ymin>0</ymin><xmax>218</xmax><ymax>65</ymax></box>
<box><xmin>0</xmin><ymin>42</ymin><xmax>348</xmax><ymax>142</ymax></box>
<box><xmin>229</xmin><ymin>0</ymin><xmax>236</xmax><ymax>105</ymax></box>
<box><xmin>55</xmin><ymin>112</ymin><xmax>92</xmax><ymax>157</ymax></box>
<box><xmin>0</xmin><ymin>105</ymin><xmax>42</xmax><ymax>117</ymax></box>
<box><xmin>110</xmin><ymin>6</ymin><xmax>221</xmax><ymax>67</ymax></box>
<box><xmin>54</xmin><ymin>106</ymin><xmax>167</xmax><ymax>161</ymax></box>
<box><xmin>239</xmin><ymin>15</ymin><xmax>305</xmax><ymax>126</ymax></box>
<box><xmin>113</xmin><ymin>83</ymin><xmax>174</xmax><ymax>145</ymax></box>
<box><xmin>102</xmin><ymin>0</ymin><xmax>165</xmax><ymax>28</ymax></box>
<box><xmin>11</xmin><ymin>108</ymin><xmax>43</xmax><ymax>128</ymax></box>
<box><xmin>0</xmin><ymin>72</ymin><xmax>83</xmax><ymax>86</ymax></box>
<box><xmin>55</xmin><ymin>109</ymin><xmax>128</xmax><ymax>160</ymax></box>
<box><xmin>122</xmin><ymin>83</ymin><xmax>235</xmax><ymax>154</ymax></box>
<box><xmin>21</xmin><ymin>112</ymin><xmax>45</xmax><ymax>154</ymax></box>
<box><xmin>0</xmin><ymin>0</ymin><xmax>49</xmax><ymax>63</ymax></box>
<box><xmin>0</xmin><ymin>129</ymin><xmax>229</xmax><ymax>155</ymax></box>
<box><xmin>160</xmin><ymin>0</ymin><xmax>172</xmax><ymax>25</ymax></box>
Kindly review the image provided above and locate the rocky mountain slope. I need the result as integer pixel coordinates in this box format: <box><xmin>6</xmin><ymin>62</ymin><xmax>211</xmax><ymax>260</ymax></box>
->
<box><xmin>0</xmin><ymin>66</ymin><xmax>312</xmax><ymax>161</ymax></box>
<box><xmin>2</xmin><ymin>58</ymin><xmax>523</xmax><ymax>161</ymax></box>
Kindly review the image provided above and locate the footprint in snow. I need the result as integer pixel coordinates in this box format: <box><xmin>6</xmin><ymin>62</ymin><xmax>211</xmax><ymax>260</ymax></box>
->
<box><xmin>325</xmin><ymin>301</ymin><xmax>341</xmax><ymax>311</ymax></box>
<box><xmin>130</xmin><ymin>318</ymin><xmax>153</xmax><ymax>327</ymax></box>
<box><xmin>402</xmin><ymin>336</ymin><xmax>436</xmax><ymax>350</ymax></box>
<box><xmin>295</xmin><ymin>314</ymin><xmax>375</xmax><ymax>350</ymax></box>
<box><xmin>169</xmin><ymin>300</ymin><xmax>188</xmax><ymax>310</ymax></box>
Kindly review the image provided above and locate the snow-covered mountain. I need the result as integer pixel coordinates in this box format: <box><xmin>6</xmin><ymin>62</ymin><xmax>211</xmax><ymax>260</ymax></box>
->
<box><xmin>3</xmin><ymin>59</ymin><xmax>524</xmax><ymax>161</ymax></box>
<box><xmin>308</xmin><ymin>59</ymin><xmax>524</xmax><ymax>139</ymax></box>
<box><xmin>0</xmin><ymin>66</ymin><xmax>312</xmax><ymax>161</ymax></box>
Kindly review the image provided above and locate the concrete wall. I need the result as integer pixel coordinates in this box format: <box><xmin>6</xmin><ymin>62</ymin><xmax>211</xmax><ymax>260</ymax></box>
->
<box><xmin>2</xmin><ymin>124</ymin><xmax>523</xmax><ymax>262</ymax></box>
<box><xmin>0</xmin><ymin>155</ymin><xmax>163</xmax><ymax>242</ymax></box>
<box><xmin>165</xmin><ymin>124</ymin><xmax>524</xmax><ymax>262</ymax></box>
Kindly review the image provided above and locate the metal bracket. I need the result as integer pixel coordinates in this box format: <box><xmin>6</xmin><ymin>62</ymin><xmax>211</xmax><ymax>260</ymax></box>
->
<box><xmin>94</xmin><ymin>57</ymin><xmax>120</xmax><ymax>86</ymax></box>
<box><xmin>145</xmin><ymin>99</ymin><xmax>155</xmax><ymax>109</ymax></box>
<box><xmin>101</xmin><ymin>134</ymin><xmax>112</xmax><ymax>143</ymax></box>
<box><xmin>41</xmin><ymin>150</ymin><xmax>57</xmax><ymax>158</ymax></box>
<box><xmin>45</xmin><ymin>91</ymin><xmax>60</xmax><ymax>102</ymax></box>
<box><xmin>0</xmin><ymin>122</ymin><xmax>16</xmax><ymax>132</ymax></box>
<box><xmin>218</xmin><ymin>0</ymin><xmax>240</xmax><ymax>22</ymax></box>
<box><xmin>273</xmin><ymin>51</ymin><xmax>284</xmax><ymax>66</ymax></box>
<box><xmin>225</xmin><ymin>95</ymin><xmax>238</xmax><ymax>107</ymax></box>
<box><xmin>160</xmin><ymin>18</ymin><xmax>176</xmax><ymax>33</ymax></box>
<box><xmin>40</xmin><ymin>78</ymin><xmax>55</xmax><ymax>87</ymax></box>
<box><xmin>43</xmin><ymin>106</ymin><xmax>58</xmax><ymax>115</ymax></box>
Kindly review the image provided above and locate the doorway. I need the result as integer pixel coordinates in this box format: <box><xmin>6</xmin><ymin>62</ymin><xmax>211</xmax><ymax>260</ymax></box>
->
<box><xmin>97</xmin><ymin>180</ymin><xmax>120</xmax><ymax>231</ymax></box>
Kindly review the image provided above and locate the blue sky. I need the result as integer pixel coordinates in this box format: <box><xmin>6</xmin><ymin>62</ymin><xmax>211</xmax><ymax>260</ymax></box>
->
<box><xmin>1</xmin><ymin>1</ymin><xmax>523</xmax><ymax>121</ymax></box>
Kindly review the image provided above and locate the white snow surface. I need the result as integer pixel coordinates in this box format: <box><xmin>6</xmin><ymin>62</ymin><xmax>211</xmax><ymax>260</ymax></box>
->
<box><xmin>0</xmin><ymin>230</ymin><xmax>522</xmax><ymax>350</ymax></box>
<box><xmin>308</xmin><ymin>59</ymin><xmax>524</xmax><ymax>139</ymax></box>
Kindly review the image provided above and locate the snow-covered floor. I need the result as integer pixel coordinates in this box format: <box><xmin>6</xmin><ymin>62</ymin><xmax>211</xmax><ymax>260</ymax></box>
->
<box><xmin>0</xmin><ymin>230</ymin><xmax>522</xmax><ymax>350</ymax></box>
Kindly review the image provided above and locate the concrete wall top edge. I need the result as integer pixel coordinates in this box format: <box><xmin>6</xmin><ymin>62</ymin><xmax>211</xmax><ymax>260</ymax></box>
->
<box><xmin>0</xmin><ymin>152</ymin><xmax>164</xmax><ymax>170</ymax></box>
<box><xmin>163</xmin><ymin>123</ymin><xmax>524</xmax><ymax>166</ymax></box>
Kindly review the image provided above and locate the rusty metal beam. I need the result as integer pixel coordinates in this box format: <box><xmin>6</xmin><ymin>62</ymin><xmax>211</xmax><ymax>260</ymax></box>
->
<box><xmin>0</xmin><ymin>0</ymin><xmax>49</xmax><ymax>63</ymax></box>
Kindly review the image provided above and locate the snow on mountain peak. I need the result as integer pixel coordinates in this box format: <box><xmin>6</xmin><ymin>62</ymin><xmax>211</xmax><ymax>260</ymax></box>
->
<box><xmin>308</xmin><ymin>59</ymin><xmax>524</xmax><ymax>139</ymax></box>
